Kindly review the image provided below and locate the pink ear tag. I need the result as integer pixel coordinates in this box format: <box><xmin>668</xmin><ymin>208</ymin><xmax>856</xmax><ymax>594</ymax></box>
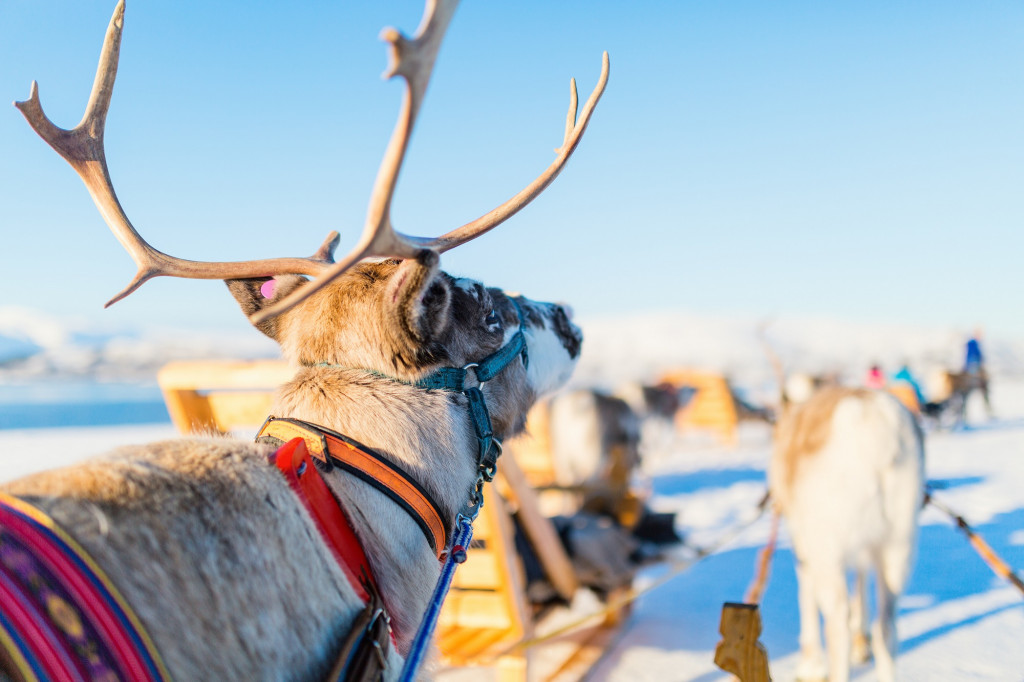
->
<box><xmin>260</xmin><ymin>279</ymin><xmax>277</xmax><ymax>299</ymax></box>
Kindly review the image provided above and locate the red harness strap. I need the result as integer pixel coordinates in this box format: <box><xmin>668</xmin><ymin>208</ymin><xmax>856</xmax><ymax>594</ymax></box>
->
<box><xmin>269</xmin><ymin>437</ymin><xmax>377</xmax><ymax>603</ymax></box>
<box><xmin>258</xmin><ymin>417</ymin><xmax>450</xmax><ymax>559</ymax></box>
<box><xmin>269</xmin><ymin>437</ymin><xmax>398</xmax><ymax>674</ymax></box>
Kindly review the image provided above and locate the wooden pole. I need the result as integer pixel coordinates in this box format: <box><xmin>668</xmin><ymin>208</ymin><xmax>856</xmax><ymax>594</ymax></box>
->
<box><xmin>714</xmin><ymin>602</ymin><xmax>771</xmax><ymax>682</ymax></box>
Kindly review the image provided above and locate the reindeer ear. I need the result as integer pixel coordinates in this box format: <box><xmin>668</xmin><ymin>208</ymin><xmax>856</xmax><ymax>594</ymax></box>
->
<box><xmin>386</xmin><ymin>251</ymin><xmax>452</xmax><ymax>347</ymax></box>
<box><xmin>225</xmin><ymin>275</ymin><xmax>308</xmax><ymax>340</ymax></box>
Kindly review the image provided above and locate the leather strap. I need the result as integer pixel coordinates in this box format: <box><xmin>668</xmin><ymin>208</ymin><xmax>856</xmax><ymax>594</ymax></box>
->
<box><xmin>258</xmin><ymin>417</ymin><xmax>450</xmax><ymax>559</ymax></box>
<box><xmin>268</xmin><ymin>439</ymin><xmax>395</xmax><ymax>679</ymax></box>
<box><xmin>269</xmin><ymin>437</ymin><xmax>377</xmax><ymax>603</ymax></box>
<box><xmin>326</xmin><ymin>587</ymin><xmax>391</xmax><ymax>682</ymax></box>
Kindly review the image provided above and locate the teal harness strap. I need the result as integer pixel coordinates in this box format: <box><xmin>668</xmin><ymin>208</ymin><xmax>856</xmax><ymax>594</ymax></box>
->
<box><xmin>309</xmin><ymin>300</ymin><xmax>529</xmax><ymax>522</ymax></box>
<box><xmin>413</xmin><ymin>309</ymin><xmax>528</xmax><ymax>391</ymax></box>
<box><xmin>363</xmin><ymin>301</ymin><xmax>530</xmax><ymax>682</ymax></box>
<box><xmin>465</xmin><ymin>387</ymin><xmax>497</xmax><ymax>480</ymax></box>
<box><xmin>409</xmin><ymin>301</ymin><xmax>528</xmax><ymax>517</ymax></box>
<box><xmin>412</xmin><ymin>367</ymin><xmax>468</xmax><ymax>392</ymax></box>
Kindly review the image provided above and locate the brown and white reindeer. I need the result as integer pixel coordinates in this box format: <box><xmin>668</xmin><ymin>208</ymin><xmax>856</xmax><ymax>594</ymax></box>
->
<box><xmin>764</xmin><ymin>336</ymin><xmax>925</xmax><ymax>682</ymax></box>
<box><xmin>1</xmin><ymin>1</ymin><xmax>606</xmax><ymax>679</ymax></box>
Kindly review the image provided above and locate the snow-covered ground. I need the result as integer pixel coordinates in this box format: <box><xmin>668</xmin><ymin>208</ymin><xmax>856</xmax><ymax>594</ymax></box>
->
<box><xmin>1</xmin><ymin>385</ymin><xmax>1021</xmax><ymax>680</ymax></box>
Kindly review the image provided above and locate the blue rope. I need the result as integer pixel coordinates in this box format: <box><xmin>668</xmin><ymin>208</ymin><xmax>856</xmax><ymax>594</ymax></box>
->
<box><xmin>398</xmin><ymin>516</ymin><xmax>475</xmax><ymax>682</ymax></box>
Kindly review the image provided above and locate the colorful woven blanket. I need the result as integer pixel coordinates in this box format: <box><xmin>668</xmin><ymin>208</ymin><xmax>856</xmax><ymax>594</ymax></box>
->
<box><xmin>0</xmin><ymin>492</ymin><xmax>171</xmax><ymax>682</ymax></box>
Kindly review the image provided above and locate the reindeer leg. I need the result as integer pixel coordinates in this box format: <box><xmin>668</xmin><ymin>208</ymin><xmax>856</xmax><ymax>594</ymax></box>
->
<box><xmin>849</xmin><ymin>568</ymin><xmax>871</xmax><ymax>664</ymax></box>
<box><xmin>795</xmin><ymin>559</ymin><xmax>827</xmax><ymax>682</ymax></box>
<box><xmin>980</xmin><ymin>374</ymin><xmax>994</xmax><ymax>419</ymax></box>
<box><xmin>872</xmin><ymin>577</ymin><xmax>898</xmax><ymax>682</ymax></box>
<box><xmin>872</xmin><ymin>544</ymin><xmax>910</xmax><ymax>682</ymax></box>
<box><xmin>815</xmin><ymin>566</ymin><xmax>851</xmax><ymax>682</ymax></box>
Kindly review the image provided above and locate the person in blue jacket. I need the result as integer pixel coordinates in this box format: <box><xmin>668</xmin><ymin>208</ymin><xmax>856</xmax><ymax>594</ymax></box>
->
<box><xmin>892</xmin><ymin>363</ymin><xmax>926</xmax><ymax>407</ymax></box>
<box><xmin>962</xmin><ymin>329</ymin><xmax>993</xmax><ymax>419</ymax></box>
<box><xmin>964</xmin><ymin>332</ymin><xmax>984</xmax><ymax>374</ymax></box>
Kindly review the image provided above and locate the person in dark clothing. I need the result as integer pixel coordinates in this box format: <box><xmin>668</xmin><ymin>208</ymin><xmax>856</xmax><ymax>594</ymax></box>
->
<box><xmin>962</xmin><ymin>329</ymin><xmax>993</xmax><ymax>419</ymax></box>
<box><xmin>964</xmin><ymin>333</ymin><xmax>984</xmax><ymax>374</ymax></box>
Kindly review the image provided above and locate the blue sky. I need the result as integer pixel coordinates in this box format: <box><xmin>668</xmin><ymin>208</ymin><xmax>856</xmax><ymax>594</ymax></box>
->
<box><xmin>1</xmin><ymin>1</ymin><xmax>1022</xmax><ymax>338</ymax></box>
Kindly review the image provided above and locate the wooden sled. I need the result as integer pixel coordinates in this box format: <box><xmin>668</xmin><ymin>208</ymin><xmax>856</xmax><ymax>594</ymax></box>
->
<box><xmin>157</xmin><ymin>359</ymin><xmax>628</xmax><ymax>681</ymax></box>
<box><xmin>714</xmin><ymin>603</ymin><xmax>771</xmax><ymax>682</ymax></box>
<box><xmin>506</xmin><ymin>399</ymin><xmax>649</xmax><ymax>531</ymax></box>
<box><xmin>887</xmin><ymin>381</ymin><xmax>922</xmax><ymax>416</ymax></box>
<box><xmin>659</xmin><ymin>369</ymin><xmax>739</xmax><ymax>446</ymax></box>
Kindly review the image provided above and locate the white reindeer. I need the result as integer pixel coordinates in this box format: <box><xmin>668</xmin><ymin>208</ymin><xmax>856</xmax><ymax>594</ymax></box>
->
<box><xmin>2</xmin><ymin>2</ymin><xmax>606</xmax><ymax>679</ymax></box>
<box><xmin>769</xmin><ymin>386</ymin><xmax>925</xmax><ymax>682</ymax></box>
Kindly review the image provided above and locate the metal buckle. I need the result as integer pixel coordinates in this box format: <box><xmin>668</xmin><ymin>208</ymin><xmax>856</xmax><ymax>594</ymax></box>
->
<box><xmin>462</xmin><ymin>362</ymin><xmax>484</xmax><ymax>387</ymax></box>
<box><xmin>372</xmin><ymin>640</ymin><xmax>387</xmax><ymax>669</ymax></box>
<box><xmin>480</xmin><ymin>439</ymin><xmax>501</xmax><ymax>482</ymax></box>
<box><xmin>367</xmin><ymin>607</ymin><xmax>386</xmax><ymax>630</ymax></box>
<box><xmin>367</xmin><ymin>607</ymin><xmax>390</xmax><ymax>667</ymax></box>
<box><xmin>461</xmin><ymin>476</ymin><xmax>486</xmax><ymax>520</ymax></box>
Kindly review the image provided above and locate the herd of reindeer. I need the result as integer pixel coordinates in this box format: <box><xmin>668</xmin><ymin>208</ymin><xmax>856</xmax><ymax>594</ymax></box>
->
<box><xmin>0</xmin><ymin>2</ymin><xmax>994</xmax><ymax>682</ymax></box>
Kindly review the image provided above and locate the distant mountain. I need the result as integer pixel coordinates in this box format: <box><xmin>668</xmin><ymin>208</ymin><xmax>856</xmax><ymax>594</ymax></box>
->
<box><xmin>0</xmin><ymin>306</ymin><xmax>278</xmax><ymax>381</ymax></box>
<box><xmin>0</xmin><ymin>305</ymin><xmax>1020</xmax><ymax>390</ymax></box>
<box><xmin>0</xmin><ymin>334</ymin><xmax>41</xmax><ymax>364</ymax></box>
<box><xmin>0</xmin><ymin>306</ymin><xmax>71</xmax><ymax>350</ymax></box>
<box><xmin>572</xmin><ymin>311</ymin><xmax>1023</xmax><ymax>394</ymax></box>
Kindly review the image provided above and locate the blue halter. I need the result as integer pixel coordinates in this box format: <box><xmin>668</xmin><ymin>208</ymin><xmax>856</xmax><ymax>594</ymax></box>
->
<box><xmin>395</xmin><ymin>301</ymin><xmax>529</xmax><ymax>682</ymax></box>
<box><xmin>316</xmin><ymin>301</ymin><xmax>530</xmax><ymax>682</ymax></box>
<box><xmin>314</xmin><ymin>299</ymin><xmax>529</xmax><ymax>520</ymax></box>
<box><xmin>411</xmin><ymin>299</ymin><xmax>528</xmax><ymax>520</ymax></box>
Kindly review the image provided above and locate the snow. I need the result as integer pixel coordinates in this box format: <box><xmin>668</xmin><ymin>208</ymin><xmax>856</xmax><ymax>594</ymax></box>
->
<box><xmin>584</xmin><ymin>385</ymin><xmax>1024</xmax><ymax>682</ymax></box>
<box><xmin>0</xmin><ymin>424</ymin><xmax>179</xmax><ymax>482</ymax></box>
<box><xmin>0</xmin><ymin>310</ymin><xmax>1022</xmax><ymax>680</ymax></box>
<box><xmin>2</xmin><ymin>395</ymin><xmax>1021</xmax><ymax>680</ymax></box>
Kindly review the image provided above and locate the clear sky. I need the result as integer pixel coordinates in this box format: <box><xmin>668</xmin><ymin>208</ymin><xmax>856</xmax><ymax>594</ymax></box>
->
<box><xmin>1</xmin><ymin>1</ymin><xmax>1022</xmax><ymax>339</ymax></box>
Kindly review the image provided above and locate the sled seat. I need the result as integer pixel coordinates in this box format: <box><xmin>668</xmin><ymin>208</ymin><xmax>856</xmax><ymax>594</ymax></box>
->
<box><xmin>888</xmin><ymin>381</ymin><xmax>922</xmax><ymax>415</ymax></box>
<box><xmin>659</xmin><ymin>369</ymin><xmax>739</xmax><ymax>446</ymax></box>
<box><xmin>436</xmin><ymin>483</ymin><xmax>532</xmax><ymax>679</ymax></box>
<box><xmin>505</xmin><ymin>399</ymin><xmax>648</xmax><ymax>527</ymax></box>
<box><xmin>157</xmin><ymin>360</ymin><xmax>293</xmax><ymax>435</ymax></box>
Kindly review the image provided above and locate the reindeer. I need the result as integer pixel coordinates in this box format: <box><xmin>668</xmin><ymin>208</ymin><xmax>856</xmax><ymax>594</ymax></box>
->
<box><xmin>921</xmin><ymin>368</ymin><xmax>993</xmax><ymax>429</ymax></box>
<box><xmin>760</xmin><ymin>329</ymin><xmax>924</xmax><ymax>682</ymax></box>
<box><xmin>1</xmin><ymin>2</ymin><xmax>606</xmax><ymax>679</ymax></box>
<box><xmin>768</xmin><ymin>388</ymin><xmax>924</xmax><ymax>682</ymax></box>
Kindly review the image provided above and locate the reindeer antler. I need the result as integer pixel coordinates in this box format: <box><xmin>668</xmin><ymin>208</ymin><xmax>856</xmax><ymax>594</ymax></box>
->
<box><xmin>434</xmin><ymin>51</ymin><xmax>609</xmax><ymax>253</ymax></box>
<box><xmin>251</xmin><ymin>0</ymin><xmax>461</xmax><ymax>323</ymax></box>
<box><xmin>757</xmin><ymin>319</ymin><xmax>788</xmax><ymax>407</ymax></box>
<box><xmin>255</xmin><ymin>11</ymin><xmax>609</xmax><ymax>323</ymax></box>
<box><xmin>18</xmin><ymin>0</ymin><xmax>608</xmax><ymax>324</ymax></box>
<box><xmin>15</xmin><ymin>1</ymin><xmax>339</xmax><ymax>308</ymax></box>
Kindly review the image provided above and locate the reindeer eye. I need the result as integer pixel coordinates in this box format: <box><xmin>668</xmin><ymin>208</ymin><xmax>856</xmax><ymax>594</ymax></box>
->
<box><xmin>485</xmin><ymin>309</ymin><xmax>500</xmax><ymax>327</ymax></box>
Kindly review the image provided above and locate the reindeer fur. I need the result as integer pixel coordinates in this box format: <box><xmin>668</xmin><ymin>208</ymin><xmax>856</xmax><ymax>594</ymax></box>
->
<box><xmin>769</xmin><ymin>387</ymin><xmax>924</xmax><ymax>682</ymax></box>
<box><xmin>1</xmin><ymin>255</ymin><xmax>582</xmax><ymax>681</ymax></box>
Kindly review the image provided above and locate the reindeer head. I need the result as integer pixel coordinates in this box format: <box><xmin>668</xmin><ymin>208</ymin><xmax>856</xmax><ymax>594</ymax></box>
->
<box><xmin>225</xmin><ymin>253</ymin><xmax>582</xmax><ymax>435</ymax></box>
<box><xmin>17</xmin><ymin>0</ymin><xmax>601</xmax><ymax>430</ymax></box>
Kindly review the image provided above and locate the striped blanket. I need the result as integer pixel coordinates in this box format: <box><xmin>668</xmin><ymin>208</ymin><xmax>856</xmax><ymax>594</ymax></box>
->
<box><xmin>0</xmin><ymin>493</ymin><xmax>171</xmax><ymax>682</ymax></box>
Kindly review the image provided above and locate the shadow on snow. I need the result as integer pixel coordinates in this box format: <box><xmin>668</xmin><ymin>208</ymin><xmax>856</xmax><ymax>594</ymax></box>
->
<box><xmin>598</xmin><ymin>475</ymin><xmax>1023</xmax><ymax>676</ymax></box>
<box><xmin>651</xmin><ymin>466</ymin><xmax>765</xmax><ymax>497</ymax></box>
